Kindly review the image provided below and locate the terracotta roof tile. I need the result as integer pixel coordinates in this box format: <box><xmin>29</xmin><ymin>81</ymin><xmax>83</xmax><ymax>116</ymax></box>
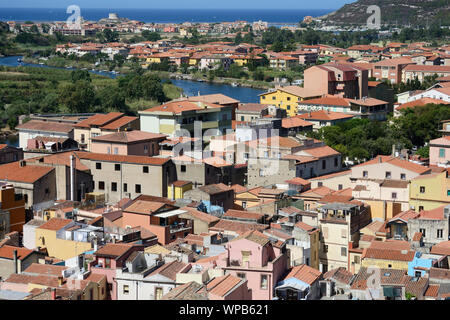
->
<box><xmin>0</xmin><ymin>246</ymin><xmax>34</xmax><ymax>260</ymax></box>
<box><xmin>206</xmin><ymin>274</ymin><xmax>242</xmax><ymax>297</ymax></box>
<box><xmin>285</xmin><ymin>264</ymin><xmax>322</xmax><ymax>285</ymax></box>
<box><xmin>94</xmin><ymin>243</ymin><xmax>134</xmax><ymax>258</ymax></box>
<box><xmin>38</xmin><ymin>218</ymin><xmax>73</xmax><ymax>231</ymax></box>
<box><xmin>0</xmin><ymin>161</ymin><xmax>54</xmax><ymax>183</ymax></box>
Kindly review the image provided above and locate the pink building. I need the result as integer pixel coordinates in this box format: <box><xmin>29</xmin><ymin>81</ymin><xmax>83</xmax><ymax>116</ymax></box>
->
<box><xmin>88</xmin><ymin>243</ymin><xmax>143</xmax><ymax>300</ymax></box>
<box><xmin>122</xmin><ymin>199</ymin><xmax>193</xmax><ymax>245</ymax></box>
<box><xmin>91</xmin><ymin>131</ymin><xmax>167</xmax><ymax>156</ymax></box>
<box><xmin>304</xmin><ymin>63</ymin><xmax>368</xmax><ymax>100</ymax></box>
<box><xmin>429</xmin><ymin>136</ymin><xmax>450</xmax><ymax>167</ymax></box>
<box><xmin>216</xmin><ymin>230</ymin><xmax>288</xmax><ymax>300</ymax></box>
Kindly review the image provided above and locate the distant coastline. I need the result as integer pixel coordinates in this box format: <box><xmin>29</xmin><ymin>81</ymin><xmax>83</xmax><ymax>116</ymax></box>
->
<box><xmin>0</xmin><ymin>8</ymin><xmax>334</xmax><ymax>24</ymax></box>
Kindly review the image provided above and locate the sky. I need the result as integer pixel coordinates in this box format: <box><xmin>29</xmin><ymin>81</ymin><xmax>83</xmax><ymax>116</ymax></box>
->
<box><xmin>0</xmin><ymin>0</ymin><xmax>356</xmax><ymax>10</ymax></box>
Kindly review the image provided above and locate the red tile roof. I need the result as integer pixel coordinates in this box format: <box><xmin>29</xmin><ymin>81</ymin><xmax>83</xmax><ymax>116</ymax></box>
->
<box><xmin>285</xmin><ymin>264</ymin><xmax>322</xmax><ymax>285</ymax></box>
<box><xmin>91</xmin><ymin>131</ymin><xmax>166</xmax><ymax>143</ymax></box>
<box><xmin>100</xmin><ymin>116</ymin><xmax>138</xmax><ymax>130</ymax></box>
<box><xmin>206</xmin><ymin>274</ymin><xmax>242</xmax><ymax>297</ymax></box>
<box><xmin>354</xmin><ymin>155</ymin><xmax>430</xmax><ymax>174</ymax></box>
<box><xmin>0</xmin><ymin>245</ymin><xmax>34</xmax><ymax>260</ymax></box>
<box><xmin>38</xmin><ymin>218</ymin><xmax>73</xmax><ymax>231</ymax></box>
<box><xmin>94</xmin><ymin>243</ymin><xmax>134</xmax><ymax>258</ymax></box>
<box><xmin>396</xmin><ymin>98</ymin><xmax>450</xmax><ymax>110</ymax></box>
<box><xmin>297</xmin><ymin>110</ymin><xmax>354</xmax><ymax>121</ymax></box>
<box><xmin>16</xmin><ymin>120</ymin><xmax>74</xmax><ymax>134</ymax></box>
<box><xmin>0</xmin><ymin>161</ymin><xmax>55</xmax><ymax>183</ymax></box>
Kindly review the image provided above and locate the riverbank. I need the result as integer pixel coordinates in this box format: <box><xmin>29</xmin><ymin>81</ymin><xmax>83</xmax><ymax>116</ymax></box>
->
<box><xmin>22</xmin><ymin>55</ymin><xmax>273</xmax><ymax>90</ymax></box>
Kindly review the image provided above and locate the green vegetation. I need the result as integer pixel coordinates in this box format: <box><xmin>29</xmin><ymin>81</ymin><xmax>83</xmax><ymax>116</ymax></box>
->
<box><xmin>0</xmin><ymin>65</ymin><xmax>182</xmax><ymax>130</ymax></box>
<box><xmin>308</xmin><ymin>104</ymin><xmax>450</xmax><ymax>162</ymax></box>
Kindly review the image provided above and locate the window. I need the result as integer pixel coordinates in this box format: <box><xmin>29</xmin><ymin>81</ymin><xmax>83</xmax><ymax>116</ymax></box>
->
<box><xmin>98</xmin><ymin>181</ymin><xmax>105</xmax><ymax>190</ymax></box>
<box><xmin>338</xmin><ymin>184</ymin><xmax>343</xmax><ymax>190</ymax></box>
<box><xmin>155</xmin><ymin>287</ymin><xmax>163</xmax><ymax>300</ymax></box>
<box><xmin>448</xmin><ymin>190</ymin><xmax>450</xmax><ymax>196</ymax></box>
<box><xmin>45</xmin><ymin>188</ymin><xmax>49</xmax><ymax>194</ymax></box>
<box><xmin>322</xmin><ymin>160</ymin><xmax>326</xmax><ymax>170</ymax></box>
<box><xmin>272</xmin><ymin>96</ymin><xmax>276</xmax><ymax>100</ymax></box>
<box><xmin>96</xmin><ymin>162</ymin><xmax>102</xmax><ymax>170</ymax></box>
<box><xmin>437</xmin><ymin>229</ymin><xmax>443</xmax><ymax>239</ymax></box>
<box><xmin>237</xmin><ymin>273</ymin><xmax>246</xmax><ymax>280</ymax></box>
<box><xmin>242</xmin><ymin>251</ymin><xmax>251</xmax><ymax>263</ymax></box>
<box><xmin>104</xmin><ymin>258</ymin><xmax>111</xmax><ymax>268</ymax></box>
<box><xmin>341</xmin><ymin>247</ymin><xmax>347</xmax><ymax>257</ymax></box>
<box><xmin>391</xmin><ymin>192</ymin><xmax>397</xmax><ymax>199</ymax></box>
<box><xmin>363</xmin><ymin>171</ymin><xmax>368</xmax><ymax>178</ymax></box>
<box><xmin>124</xmin><ymin>183</ymin><xmax>127</xmax><ymax>192</ymax></box>
<box><xmin>135</xmin><ymin>184</ymin><xmax>141</xmax><ymax>193</ymax></box>
<box><xmin>323</xmin><ymin>244</ymin><xmax>328</xmax><ymax>253</ymax></box>
<box><xmin>123</xmin><ymin>285</ymin><xmax>129</xmax><ymax>295</ymax></box>
<box><xmin>385</xmin><ymin>171</ymin><xmax>391</xmax><ymax>179</ymax></box>
<box><xmin>107</xmin><ymin>147</ymin><xmax>111</xmax><ymax>154</ymax></box>
<box><xmin>400</xmin><ymin>173</ymin><xmax>406</xmax><ymax>180</ymax></box>
<box><xmin>81</xmin><ymin>134</ymin><xmax>85</xmax><ymax>143</ymax></box>
<box><xmin>144</xmin><ymin>145</ymin><xmax>148</xmax><ymax>153</ymax></box>
<box><xmin>287</xmin><ymin>105</ymin><xmax>290</xmax><ymax>110</ymax></box>
<box><xmin>439</xmin><ymin>148</ymin><xmax>445</xmax><ymax>158</ymax></box>
<box><xmin>143</xmin><ymin>166</ymin><xmax>149</xmax><ymax>173</ymax></box>
<box><xmin>287</xmin><ymin>97</ymin><xmax>291</xmax><ymax>101</ymax></box>
<box><xmin>318</xmin><ymin>182</ymin><xmax>323</xmax><ymax>187</ymax></box>
<box><xmin>419</xmin><ymin>228</ymin><xmax>426</xmax><ymax>238</ymax></box>
<box><xmin>181</xmin><ymin>165</ymin><xmax>186</xmax><ymax>172</ymax></box>
<box><xmin>420</xmin><ymin>186</ymin><xmax>425</xmax><ymax>193</ymax></box>
<box><xmin>115</xmin><ymin>164</ymin><xmax>121</xmax><ymax>171</ymax></box>
<box><xmin>111</xmin><ymin>182</ymin><xmax>117</xmax><ymax>192</ymax></box>
<box><xmin>354</xmin><ymin>256</ymin><xmax>360</xmax><ymax>264</ymax></box>
<box><xmin>114</xmin><ymin>147</ymin><xmax>118</xmax><ymax>155</ymax></box>
<box><xmin>419</xmin><ymin>206</ymin><xmax>424</xmax><ymax>212</ymax></box>
<box><xmin>260</xmin><ymin>275</ymin><xmax>268</xmax><ymax>290</ymax></box>
<box><xmin>334</xmin><ymin>158</ymin><xmax>338</xmax><ymax>167</ymax></box>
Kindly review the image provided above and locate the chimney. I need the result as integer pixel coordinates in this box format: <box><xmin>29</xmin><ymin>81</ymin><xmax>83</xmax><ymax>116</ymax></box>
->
<box><xmin>378</xmin><ymin>156</ymin><xmax>382</xmax><ymax>163</ymax></box>
<box><xmin>70</xmin><ymin>155</ymin><xmax>76</xmax><ymax>201</ymax></box>
<box><xmin>57</xmin><ymin>276</ymin><xmax>64</xmax><ymax>286</ymax></box>
<box><xmin>51</xmin><ymin>288</ymin><xmax>57</xmax><ymax>300</ymax></box>
<box><xmin>19</xmin><ymin>160</ymin><xmax>26</xmax><ymax>167</ymax></box>
<box><xmin>13</xmin><ymin>250</ymin><xmax>18</xmax><ymax>274</ymax></box>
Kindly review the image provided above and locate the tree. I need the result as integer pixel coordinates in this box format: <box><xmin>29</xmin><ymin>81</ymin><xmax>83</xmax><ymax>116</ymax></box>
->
<box><xmin>59</xmin><ymin>80</ymin><xmax>96</xmax><ymax>113</ymax></box>
<box><xmin>113</xmin><ymin>54</ymin><xmax>125</xmax><ymax>68</ymax></box>
<box><xmin>234</xmin><ymin>32</ymin><xmax>243</xmax><ymax>45</ymax></box>
<box><xmin>71</xmin><ymin>70</ymin><xmax>91</xmax><ymax>83</ymax></box>
<box><xmin>142</xmin><ymin>30</ymin><xmax>161</xmax><ymax>42</ymax></box>
<box><xmin>97</xmin><ymin>85</ymin><xmax>128</xmax><ymax>113</ymax></box>
<box><xmin>141</xmin><ymin>74</ymin><xmax>167</xmax><ymax>103</ymax></box>
<box><xmin>102</xmin><ymin>29</ymin><xmax>119</xmax><ymax>43</ymax></box>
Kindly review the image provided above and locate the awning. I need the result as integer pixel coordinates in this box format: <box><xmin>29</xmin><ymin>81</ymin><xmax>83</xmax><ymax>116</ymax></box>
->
<box><xmin>153</xmin><ymin>209</ymin><xmax>188</xmax><ymax>219</ymax></box>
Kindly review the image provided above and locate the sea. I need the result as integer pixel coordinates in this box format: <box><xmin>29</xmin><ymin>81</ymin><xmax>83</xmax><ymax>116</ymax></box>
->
<box><xmin>0</xmin><ymin>8</ymin><xmax>332</xmax><ymax>24</ymax></box>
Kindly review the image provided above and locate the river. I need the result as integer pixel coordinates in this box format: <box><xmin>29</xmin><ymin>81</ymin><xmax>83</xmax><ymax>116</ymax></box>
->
<box><xmin>0</xmin><ymin>56</ymin><xmax>265</xmax><ymax>103</ymax></box>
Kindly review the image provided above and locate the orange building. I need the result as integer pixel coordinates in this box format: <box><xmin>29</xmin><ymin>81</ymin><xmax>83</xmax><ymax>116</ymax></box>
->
<box><xmin>0</xmin><ymin>183</ymin><xmax>26</xmax><ymax>233</ymax></box>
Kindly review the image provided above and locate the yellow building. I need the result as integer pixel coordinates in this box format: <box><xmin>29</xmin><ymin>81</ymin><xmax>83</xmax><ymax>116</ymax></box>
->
<box><xmin>361</xmin><ymin>247</ymin><xmax>415</xmax><ymax>272</ymax></box>
<box><xmin>35</xmin><ymin>218</ymin><xmax>92</xmax><ymax>261</ymax></box>
<box><xmin>409</xmin><ymin>171</ymin><xmax>450</xmax><ymax>212</ymax></box>
<box><xmin>259</xmin><ymin>86</ymin><xmax>320</xmax><ymax>117</ymax></box>
<box><xmin>168</xmin><ymin>181</ymin><xmax>193</xmax><ymax>200</ymax></box>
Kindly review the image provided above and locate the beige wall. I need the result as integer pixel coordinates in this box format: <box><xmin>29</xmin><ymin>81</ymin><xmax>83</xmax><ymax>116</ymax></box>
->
<box><xmin>80</xmin><ymin>159</ymin><xmax>175</xmax><ymax>203</ymax></box>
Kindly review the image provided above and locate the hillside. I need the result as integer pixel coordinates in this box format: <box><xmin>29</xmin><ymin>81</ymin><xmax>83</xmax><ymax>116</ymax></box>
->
<box><xmin>319</xmin><ymin>0</ymin><xmax>450</xmax><ymax>27</ymax></box>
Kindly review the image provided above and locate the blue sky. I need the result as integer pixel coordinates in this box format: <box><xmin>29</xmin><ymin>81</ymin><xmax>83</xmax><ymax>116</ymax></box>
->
<box><xmin>0</xmin><ymin>0</ymin><xmax>356</xmax><ymax>9</ymax></box>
